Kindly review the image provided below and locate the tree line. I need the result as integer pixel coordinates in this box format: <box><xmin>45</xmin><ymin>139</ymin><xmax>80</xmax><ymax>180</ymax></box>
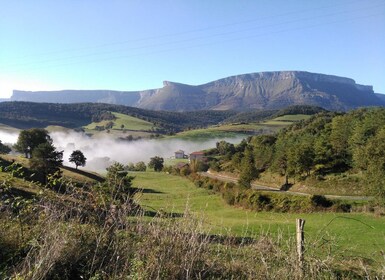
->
<box><xmin>207</xmin><ymin>107</ymin><xmax>385</xmax><ymax>203</ymax></box>
<box><xmin>0</xmin><ymin>102</ymin><xmax>325</xmax><ymax>132</ymax></box>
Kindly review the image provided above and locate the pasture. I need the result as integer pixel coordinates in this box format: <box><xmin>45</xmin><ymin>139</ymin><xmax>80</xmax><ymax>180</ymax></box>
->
<box><xmin>133</xmin><ymin>172</ymin><xmax>385</xmax><ymax>263</ymax></box>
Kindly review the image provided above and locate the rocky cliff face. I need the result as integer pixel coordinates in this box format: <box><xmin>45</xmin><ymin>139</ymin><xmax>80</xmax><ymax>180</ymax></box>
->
<box><xmin>10</xmin><ymin>71</ymin><xmax>384</xmax><ymax>111</ymax></box>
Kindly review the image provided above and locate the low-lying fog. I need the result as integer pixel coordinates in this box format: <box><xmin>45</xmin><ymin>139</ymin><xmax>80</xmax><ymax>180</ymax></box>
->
<box><xmin>1</xmin><ymin>130</ymin><xmax>244</xmax><ymax>173</ymax></box>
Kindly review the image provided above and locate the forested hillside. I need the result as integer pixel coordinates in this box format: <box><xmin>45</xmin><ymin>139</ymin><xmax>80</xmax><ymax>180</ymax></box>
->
<box><xmin>0</xmin><ymin>102</ymin><xmax>325</xmax><ymax>133</ymax></box>
<box><xmin>0</xmin><ymin>102</ymin><xmax>236</xmax><ymax>132</ymax></box>
<box><xmin>209</xmin><ymin>107</ymin><xmax>385</xmax><ymax>201</ymax></box>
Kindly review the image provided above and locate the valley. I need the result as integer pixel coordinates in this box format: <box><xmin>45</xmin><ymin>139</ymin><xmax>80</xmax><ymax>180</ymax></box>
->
<box><xmin>1</xmin><ymin>102</ymin><xmax>385</xmax><ymax>278</ymax></box>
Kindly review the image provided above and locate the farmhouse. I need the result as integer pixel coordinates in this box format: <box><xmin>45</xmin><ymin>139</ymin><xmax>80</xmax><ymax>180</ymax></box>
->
<box><xmin>175</xmin><ymin>150</ymin><xmax>185</xmax><ymax>159</ymax></box>
<box><xmin>189</xmin><ymin>151</ymin><xmax>205</xmax><ymax>162</ymax></box>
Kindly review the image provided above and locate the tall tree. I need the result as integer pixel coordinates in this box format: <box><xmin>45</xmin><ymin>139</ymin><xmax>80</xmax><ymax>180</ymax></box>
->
<box><xmin>362</xmin><ymin>127</ymin><xmax>385</xmax><ymax>204</ymax></box>
<box><xmin>238</xmin><ymin>146</ymin><xmax>259</xmax><ymax>188</ymax></box>
<box><xmin>69</xmin><ymin>150</ymin><xmax>87</xmax><ymax>169</ymax></box>
<box><xmin>14</xmin><ymin>128</ymin><xmax>52</xmax><ymax>158</ymax></box>
<box><xmin>30</xmin><ymin>142</ymin><xmax>63</xmax><ymax>184</ymax></box>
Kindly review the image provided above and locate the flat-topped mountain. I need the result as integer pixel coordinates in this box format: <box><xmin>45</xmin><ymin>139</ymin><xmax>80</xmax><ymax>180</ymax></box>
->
<box><xmin>10</xmin><ymin>71</ymin><xmax>385</xmax><ymax>111</ymax></box>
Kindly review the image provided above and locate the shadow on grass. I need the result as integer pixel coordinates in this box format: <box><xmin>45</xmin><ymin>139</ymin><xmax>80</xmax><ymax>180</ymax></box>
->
<box><xmin>142</xmin><ymin>209</ymin><xmax>184</xmax><ymax>218</ymax></box>
<box><xmin>132</xmin><ymin>187</ymin><xmax>164</xmax><ymax>194</ymax></box>
<box><xmin>61</xmin><ymin>165</ymin><xmax>105</xmax><ymax>182</ymax></box>
<box><xmin>280</xmin><ymin>183</ymin><xmax>293</xmax><ymax>191</ymax></box>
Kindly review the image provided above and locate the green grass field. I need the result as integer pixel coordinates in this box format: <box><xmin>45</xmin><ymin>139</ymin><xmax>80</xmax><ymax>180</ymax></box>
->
<box><xmin>133</xmin><ymin>172</ymin><xmax>385</xmax><ymax>262</ymax></box>
<box><xmin>272</xmin><ymin>114</ymin><xmax>312</xmax><ymax>122</ymax></box>
<box><xmin>171</xmin><ymin>114</ymin><xmax>311</xmax><ymax>140</ymax></box>
<box><xmin>82</xmin><ymin>112</ymin><xmax>157</xmax><ymax>138</ymax></box>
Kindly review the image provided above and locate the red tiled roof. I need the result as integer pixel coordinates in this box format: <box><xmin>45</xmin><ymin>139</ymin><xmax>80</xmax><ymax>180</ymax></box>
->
<box><xmin>190</xmin><ymin>151</ymin><xmax>204</xmax><ymax>155</ymax></box>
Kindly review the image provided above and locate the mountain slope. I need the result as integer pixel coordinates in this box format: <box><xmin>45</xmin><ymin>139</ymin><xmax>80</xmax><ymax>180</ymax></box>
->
<box><xmin>10</xmin><ymin>71</ymin><xmax>385</xmax><ymax>111</ymax></box>
<box><xmin>0</xmin><ymin>101</ymin><xmax>236</xmax><ymax>131</ymax></box>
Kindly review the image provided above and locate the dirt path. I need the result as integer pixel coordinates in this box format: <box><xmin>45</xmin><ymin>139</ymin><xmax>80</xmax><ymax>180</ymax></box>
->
<box><xmin>200</xmin><ymin>171</ymin><xmax>373</xmax><ymax>201</ymax></box>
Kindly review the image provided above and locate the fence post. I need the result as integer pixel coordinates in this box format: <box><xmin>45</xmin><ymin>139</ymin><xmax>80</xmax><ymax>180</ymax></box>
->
<box><xmin>296</xmin><ymin>218</ymin><xmax>305</xmax><ymax>272</ymax></box>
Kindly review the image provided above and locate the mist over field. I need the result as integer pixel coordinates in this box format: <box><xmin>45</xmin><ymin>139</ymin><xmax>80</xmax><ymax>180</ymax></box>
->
<box><xmin>51</xmin><ymin>131</ymin><xmax>244</xmax><ymax>172</ymax></box>
<box><xmin>0</xmin><ymin>129</ymin><xmax>244</xmax><ymax>172</ymax></box>
<box><xmin>0</xmin><ymin>130</ymin><xmax>18</xmax><ymax>144</ymax></box>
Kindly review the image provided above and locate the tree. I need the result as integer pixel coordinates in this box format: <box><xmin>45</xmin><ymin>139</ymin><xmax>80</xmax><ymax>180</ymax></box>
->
<box><xmin>216</xmin><ymin>140</ymin><xmax>235</xmax><ymax>156</ymax></box>
<box><xmin>106</xmin><ymin>162</ymin><xmax>134</xmax><ymax>200</ymax></box>
<box><xmin>69</xmin><ymin>150</ymin><xmax>87</xmax><ymax>169</ymax></box>
<box><xmin>362</xmin><ymin>127</ymin><xmax>385</xmax><ymax>204</ymax></box>
<box><xmin>250</xmin><ymin>135</ymin><xmax>276</xmax><ymax>171</ymax></box>
<box><xmin>30</xmin><ymin>142</ymin><xmax>63</xmax><ymax>184</ymax></box>
<box><xmin>0</xmin><ymin>140</ymin><xmax>11</xmax><ymax>154</ymax></box>
<box><xmin>14</xmin><ymin>128</ymin><xmax>52</xmax><ymax>158</ymax></box>
<box><xmin>148</xmin><ymin>156</ymin><xmax>164</xmax><ymax>172</ymax></box>
<box><xmin>238</xmin><ymin>146</ymin><xmax>259</xmax><ymax>188</ymax></box>
<box><xmin>135</xmin><ymin>161</ymin><xmax>146</xmax><ymax>171</ymax></box>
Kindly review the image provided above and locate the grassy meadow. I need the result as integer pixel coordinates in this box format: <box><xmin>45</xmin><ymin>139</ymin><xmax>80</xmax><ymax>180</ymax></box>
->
<box><xmin>133</xmin><ymin>172</ymin><xmax>385</xmax><ymax>263</ymax></box>
<box><xmin>171</xmin><ymin>114</ymin><xmax>310</xmax><ymax>140</ymax></box>
<box><xmin>82</xmin><ymin>112</ymin><xmax>157</xmax><ymax>138</ymax></box>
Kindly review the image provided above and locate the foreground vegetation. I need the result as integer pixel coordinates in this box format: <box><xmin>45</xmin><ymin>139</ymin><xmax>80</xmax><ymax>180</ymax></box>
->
<box><xmin>1</xmin><ymin>165</ymin><xmax>384</xmax><ymax>279</ymax></box>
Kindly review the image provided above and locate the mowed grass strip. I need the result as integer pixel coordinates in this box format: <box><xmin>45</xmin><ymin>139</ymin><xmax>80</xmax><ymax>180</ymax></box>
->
<box><xmin>133</xmin><ymin>172</ymin><xmax>385</xmax><ymax>262</ymax></box>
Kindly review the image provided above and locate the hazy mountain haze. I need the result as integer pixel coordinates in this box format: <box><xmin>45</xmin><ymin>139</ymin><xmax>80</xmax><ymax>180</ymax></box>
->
<box><xmin>10</xmin><ymin>71</ymin><xmax>384</xmax><ymax>111</ymax></box>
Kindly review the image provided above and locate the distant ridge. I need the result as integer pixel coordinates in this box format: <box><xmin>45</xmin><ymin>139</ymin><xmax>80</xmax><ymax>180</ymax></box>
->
<box><xmin>10</xmin><ymin>71</ymin><xmax>385</xmax><ymax>111</ymax></box>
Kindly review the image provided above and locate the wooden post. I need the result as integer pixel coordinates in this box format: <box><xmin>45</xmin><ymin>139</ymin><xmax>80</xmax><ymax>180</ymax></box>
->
<box><xmin>296</xmin><ymin>218</ymin><xmax>305</xmax><ymax>270</ymax></box>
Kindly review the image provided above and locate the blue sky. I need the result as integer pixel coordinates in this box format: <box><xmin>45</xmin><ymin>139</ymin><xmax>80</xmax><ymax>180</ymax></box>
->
<box><xmin>0</xmin><ymin>0</ymin><xmax>384</xmax><ymax>98</ymax></box>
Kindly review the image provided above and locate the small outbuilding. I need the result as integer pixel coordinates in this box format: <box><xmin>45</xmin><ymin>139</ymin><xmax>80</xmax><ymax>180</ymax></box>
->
<box><xmin>175</xmin><ymin>150</ymin><xmax>185</xmax><ymax>159</ymax></box>
<box><xmin>189</xmin><ymin>151</ymin><xmax>205</xmax><ymax>162</ymax></box>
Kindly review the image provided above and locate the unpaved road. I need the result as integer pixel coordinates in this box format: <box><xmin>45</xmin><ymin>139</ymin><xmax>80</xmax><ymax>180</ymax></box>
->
<box><xmin>200</xmin><ymin>171</ymin><xmax>373</xmax><ymax>201</ymax></box>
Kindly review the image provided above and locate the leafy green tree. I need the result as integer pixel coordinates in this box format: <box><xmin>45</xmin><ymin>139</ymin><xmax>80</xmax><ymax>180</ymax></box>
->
<box><xmin>362</xmin><ymin>127</ymin><xmax>385</xmax><ymax>204</ymax></box>
<box><xmin>126</xmin><ymin>162</ymin><xmax>136</xmax><ymax>171</ymax></box>
<box><xmin>250</xmin><ymin>135</ymin><xmax>276</xmax><ymax>171</ymax></box>
<box><xmin>135</xmin><ymin>161</ymin><xmax>147</xmax><ymax>171</ymax></box>
<box><xmin>313</xmin><ymin>126</ymin><xmax>333</xmax><ymax>173</ymax></box>
<box><xmin>238</xmin><ymin>146</ymin><xmax>259</xmax><ymax>188</ymax></box>
<box><xmin>14</xmin><ymin>128</ymin><xmax>52</xmax><ymax>158</ymax></box>
<box><xmin>271</xmin><ymin>136</ymin><xmax>295</xmax><ymax>186</ymax></box>
<box><xmin>0</xmin><ymin>140</ymin><xmax>11</xmax><ymax>154</ymax></box>
<box><xmin>350</xmin><ymin>108</ymin><xmax>385</xmax><ymax>171</ymax></box>
<box><xmin>106</xmin><ymin>162</ymin><xmax>134</xmax><ymax>200</ymax></box>
<box><xmin>216</xmin><ymin>140</ymin><xmax>235</xmax><ymax>156</ymax></box>
<box><xmin>148</xmin><ymin>156</ymin><xmax>164</xmax><ymax>172</ymax></box>
<box><xmin>290</xmin><ymin>134</ymin><xmax>315</xmax><ymax>178</ymax></box>
<box><xmin>329</xmin><ymin>115</ymin><xmax>354</xmax><ymax>169</ymax></box>
<box><xmin>230</xmin><ymin>152</ymin><xmax>243</xmax><ymax>172</ymax></box>
<box><xmin>30</xmin><ymin>142</ymin><xmax>63</xmax><ymax>183</ymax></box>
<box><xmin>69</xmin><ymin>150</ymin><xmax>87</xmax><ymax>169</ymax></box>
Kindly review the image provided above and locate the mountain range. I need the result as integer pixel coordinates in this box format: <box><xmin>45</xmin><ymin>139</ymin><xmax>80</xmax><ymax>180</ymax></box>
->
<box><xmin>9</xmin><ymin>71</ymin><xmax>385</xmax><ymax>111</ymax></box>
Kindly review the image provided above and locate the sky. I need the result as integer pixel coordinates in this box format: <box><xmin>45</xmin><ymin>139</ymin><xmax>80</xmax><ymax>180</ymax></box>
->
<box><xmin>0</xmin><ymin>0</ymin><xmax>384</xmax><ymax>98</ymax></box>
